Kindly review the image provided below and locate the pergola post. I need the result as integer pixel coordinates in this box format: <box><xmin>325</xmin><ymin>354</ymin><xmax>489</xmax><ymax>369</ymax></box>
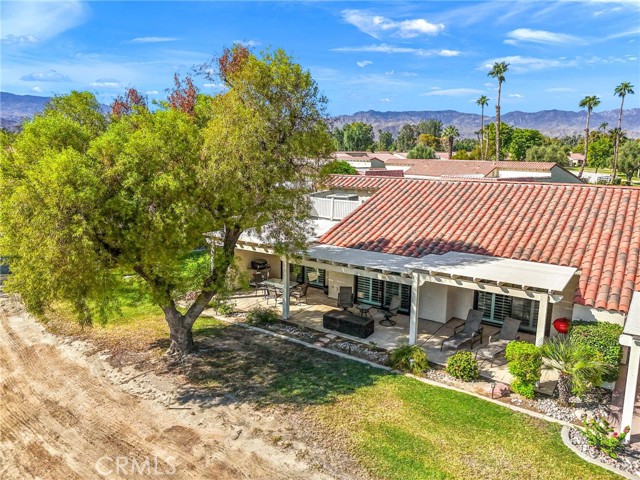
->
<box><xmin>409</xmin><ymin>273</ymin><xmax>421</xmax><ymax>345</ymax></box>
<box><xmin>535</xmin><ymin>294</ymin><xmax>549</xmax><ymax>346</ymax></box>
<box><xmin>621</xmin><ymin>339</ymin><xmax>640</xmax><ymax>442</ymax></box>
<box><xmin>282</xmin><ymin>257</ymin><xmax>290</xmax><ymax>320</ymax></box>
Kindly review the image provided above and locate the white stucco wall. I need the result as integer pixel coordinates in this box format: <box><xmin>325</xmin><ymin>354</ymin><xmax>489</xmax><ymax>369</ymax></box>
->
<box><xmin>326</xmin><ymin>271</ymin><xmax>354</xmax><ymax>300</ymax></box>
<box><xmin>447</xmin><ymin>286</ymin><xmax>475</xmax><ymax>320</ymax></box>
<box><xmin>234</xmin><ymin>250</ymin><xmax>282</xmax><ymax>279</ymax></box>
<box><xmin>571</xmin><ymin>304</ymin><xmax>625</xmax><ymax>326</ymax></box>
<box><xmin>419</xmin><ymin>283</ymin><xmax>449</xmax><ymax>323</ymax></box>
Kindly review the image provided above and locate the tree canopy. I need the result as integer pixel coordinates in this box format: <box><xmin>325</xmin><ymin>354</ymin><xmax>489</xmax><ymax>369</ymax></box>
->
<box><xmin>407</xmin><ymin>145</ymin><xmax>437</xmax><ymax>159</ymax></box>
<box><xmin>341</xmin><ymin>122</ymin><xmax>375</xmax><ymax>151</ymax></box>
<box><xmin>0</xmin><ymin>46</ymin><xmax>334</xmax><ymax>354</ymax></box>
<box><xmin>320</xmin><ymin>160</ymin><xmax>357</xmax><ymax>175</ymax></box>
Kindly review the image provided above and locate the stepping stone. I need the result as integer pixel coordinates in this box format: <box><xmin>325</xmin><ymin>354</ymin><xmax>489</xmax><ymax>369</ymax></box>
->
<box><xmin>318</xmin><ymin>337</ymin><xmax>331</xmax><ymax>343</ymax></box>
<box><xmin>325</xmin><ymin>334</ymin><xmax>337</xmax><ymax>339</ymax></box>
<box><xmin>313</xmin><ymin>342</ymin><xmax>325</xmax><ymax>347</ymax></box>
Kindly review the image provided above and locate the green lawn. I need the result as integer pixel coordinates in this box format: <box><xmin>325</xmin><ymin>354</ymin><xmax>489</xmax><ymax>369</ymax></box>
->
<box><xmin>43</xmin><ymin>272</ymin><xmax>618</xmax><ymax>480</ymax></box>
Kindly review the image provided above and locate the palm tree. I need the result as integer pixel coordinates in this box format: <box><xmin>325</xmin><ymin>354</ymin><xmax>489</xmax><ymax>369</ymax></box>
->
<box><xmin>612</xmin><ymin>82</ymin><xmax>635</xmax><ymax>183</ymax></box>
<box><xmin>598</xmin><ymin>122</ymin><xmax>608</xmax><ymax>133</ymax></box>
<box><xmin>578</xmin><ymin>95</ymin><xmax>600</xmax><ymax>178</ymax></box>
<box><xmin>476</xmin><ymin>95</ymin><xmax>490</xmax><ymax>160</ymax></box>
<box><xmin>442</xmin><ymin>125</ymin><xmax>459</xmax><ymax>159</ymax></box>
<box><xmin>540</xmin><ymin>336</ymin><xmax>612</xmax><ymax>406</ymax></box>
<box><xmin>488</xmin><ymin>61</ymin><xmax>509</xmax><ymax>161</ymax></box>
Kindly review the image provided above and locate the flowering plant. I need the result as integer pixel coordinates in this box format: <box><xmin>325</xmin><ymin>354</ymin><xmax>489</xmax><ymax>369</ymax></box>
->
<box><xmin>582</xmin><ymin>416</ymin><xmax>630</xmax><ymax>459</ymax></box>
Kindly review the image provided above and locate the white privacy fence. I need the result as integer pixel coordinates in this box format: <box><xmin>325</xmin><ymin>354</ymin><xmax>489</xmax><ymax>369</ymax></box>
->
<box><xmin>310</xmin><ymin>197</ymin><xmax>361</xmax><ymax>220</ymax></box>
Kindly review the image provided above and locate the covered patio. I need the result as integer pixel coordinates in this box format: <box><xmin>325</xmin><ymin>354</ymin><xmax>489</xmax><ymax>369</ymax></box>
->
<box><xmin>224</xmin><ymin>286</ymin><xmax>538</xmax><ymax>385</ymax></box>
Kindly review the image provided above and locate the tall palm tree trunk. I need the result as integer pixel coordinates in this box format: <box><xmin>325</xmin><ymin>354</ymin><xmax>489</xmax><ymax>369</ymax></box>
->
<box><xmin>578</xmin><ymin>108</ymin><xmax>591</xmax><ymax>178</ymax></box>
<box><xmin>557</xmin><ymin>372</ymin><xmax>572</xmax><ymax>406</ymax></box>
<box><xmin>495</xmin><ymin>82</ymin><xmax>502</xmax><ymax>161</ymax></box>
<box><xmin>480</xmin><ymin>107</ymin><xmax>485</xmax><ymax>161</ymax></box>
<box><xmin>612</xmin><ymin>96</ymin><xmax>625</xmax><ymax>183</ymax></box>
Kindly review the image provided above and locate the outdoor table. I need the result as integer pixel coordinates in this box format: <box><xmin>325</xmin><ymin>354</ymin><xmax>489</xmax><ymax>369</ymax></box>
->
<box><xmin>354</xmin><ymin>303</ymin><xmax>373</xmax><ymax>317</ymax></box>
<box><xmin>262</xmin><ymin>279</ymin><xmax>298</xmax><ymax>290</ymax></box>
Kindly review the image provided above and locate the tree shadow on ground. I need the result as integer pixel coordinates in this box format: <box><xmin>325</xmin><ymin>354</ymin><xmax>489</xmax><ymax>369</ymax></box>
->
<box><xmin>173</xmin><ymin>323</ymin><xmax>388</xmax><ymax>408</ymax></box>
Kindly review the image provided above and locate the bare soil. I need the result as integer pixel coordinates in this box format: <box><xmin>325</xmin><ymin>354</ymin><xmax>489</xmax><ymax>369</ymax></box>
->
<box><xmin>0</xmin><ymin>294</ymin><xmax>336</xmax><ymax>480</ymax></box>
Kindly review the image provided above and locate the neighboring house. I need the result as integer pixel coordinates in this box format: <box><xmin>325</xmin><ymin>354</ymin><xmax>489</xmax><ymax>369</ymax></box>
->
<box><xmin>569</xmin><ymin>152</ymin><xmax>585</xmax><ymax>167</ymax></box>
<box><xmin>383</xmin><ymin>159</ymin><xmax>583</xmax><ymax>184</ymax></box>
<box><xmin>333</xmin><ymin>152</ymin><xmax>385</xmax><ymax>171</ymax></box>
<box><xmin>217</xmin><ymin>173</ymin><xmax>640</xmax><ymax>433</ymax></box>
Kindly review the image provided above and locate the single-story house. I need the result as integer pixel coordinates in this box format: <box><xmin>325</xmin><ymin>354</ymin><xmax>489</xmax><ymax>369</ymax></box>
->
<box><xmin>220</xmin><ymin>174</ymin><xmax>640</xmax><ymax>436</ymax></box>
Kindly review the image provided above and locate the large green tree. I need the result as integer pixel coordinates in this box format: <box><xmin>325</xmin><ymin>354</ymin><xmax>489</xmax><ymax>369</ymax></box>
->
<box><xmin>619</xmin><ymin>140</ymin><xmax>640</xmax><ymax>184</ymax></box>
<box><xmin>509</xmin><ymin>128</ymin><xmax>544</xmax><ymax>161</ymax></box>
<box><xmin>342</xmin><ymin>122</ymin><xmax>375</xmax><ymax>151</ymax></box>
<box><xmin>612</xmin><ymin>82</ymin><xmax>635</xmax><ymax>183</ymax></box>
<box><xmin>377</xmin><ymin>130</ymin><xmax>394</xmax><ymax>151</ymax></box>
<box><xmin>476</xmin><ymin>95</ymin><xmax>489</xmax><ymax>160</ymax></box>
<box><xmin>578</xmin><ymin>95</ymin><xmax>600</xmax><ymax>178</ymax></box>
<box><xmin>416</xmin><ymin>119</ymin><xmax>443</xmax><ymax>138</ymax></box>
<box><xmin>396</xmin><ymin>124</ymin><xmax>418</xmax><ymax>151</ymax></box>
<box><xmin>588</xmin><ymin>134</ymin><xmax>614</xmax><ymax>173</ymax></box>
<box><xmin>407</xmin><ymin>145</ymin><xmax>437</xmax><ymax>159</ymax></box>
<box><xmin>0</xmin><ymin>47</ymin><xmax>334</xmax><ymax>355</ymax></box>
<box><xmin>488</xmin><ymin>61</ymin><xmax>509</xmax><ymax>161</ymax></box>
<box><xmin>525</xmin><ymin>145</ymin><xmax>569</xmax><ymax>165</ymax></box>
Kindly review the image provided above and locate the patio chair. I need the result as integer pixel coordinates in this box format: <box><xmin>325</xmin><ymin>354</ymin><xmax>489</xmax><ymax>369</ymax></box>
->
<box><xmin>475</xmin><ymin>317</ymin><xmax>521</xmax><ymax>366</ymax></box>
<box><xmin>249</xmin><ymin>271</ymin><xmax>267</xmax><ymax>297</ymax></box>
<box><xmin>372</xmin><ymin>295</ymin><xmax>401</xmax><ymax>326</ymax></box>
<box><xmin>440</xmin><ymin>309</ymin><xmax>484</xmax><ymax>351</ymax></box>
<box><xmin>265</xmin><ymin>286</ymin><xmax>282</xmax><ymax>305</ymax></box>
<box><xmin>291</xmin><ymin>283</ymin><xmax>309</xmax><ymax>304</ymax></box>
<box><xmin>338</xmin><ymin>286</ymin><xmax>354</xmax><ymax>310</ymax></box>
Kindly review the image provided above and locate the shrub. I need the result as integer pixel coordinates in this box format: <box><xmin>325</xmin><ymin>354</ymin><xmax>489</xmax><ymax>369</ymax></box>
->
<box><xmin>570</xmin><ymin>321</ymin><xmax>623</xmax><ymax>383</ymax></box>
<box><xmin>246</xmin><ymin>306</ymin><xmax>279</xmax><ymax>325</ymax></box>
<box><xmin>389</xmin><ymin>345</ymin><xmax>428</xmax><ymax>374</ymax></box>
<box><xmin>208</xmin><ymin>296</ymin><xmax>236</xmax><ymax>316</ymax></box>
<box><xmin>506</xmin><ymin>341</ymin><xmax>542</xmax><ymax>399</ymax></box>
<box><xmin>582</xmin><ymin>416</ymin><xmax>630</xmax><ymax>459</ymax></box>
<box><xmin>446</xmin><ymin>351</ymin><xmax>479</xmax><ymax>381</ymax></box>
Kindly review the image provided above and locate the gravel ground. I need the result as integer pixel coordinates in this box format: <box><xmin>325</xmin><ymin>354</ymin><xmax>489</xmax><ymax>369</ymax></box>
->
<box><xmin>569</xmin><ymin>427</ymin><xmax>640</xmax><ymax>476</ymax></box>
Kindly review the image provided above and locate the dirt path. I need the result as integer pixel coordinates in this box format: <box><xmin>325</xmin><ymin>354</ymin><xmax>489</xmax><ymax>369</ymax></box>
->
<box><xmin>0</xmin><ymin>295</ymin><xmax>331</xmax><ymax>480</ymax></box>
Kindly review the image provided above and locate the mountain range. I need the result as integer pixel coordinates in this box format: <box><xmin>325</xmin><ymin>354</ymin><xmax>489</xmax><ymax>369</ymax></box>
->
<box><xmin>1</xmin><ymin>91</ymin><xmax>638</xmax><ymax>138</ymax></box>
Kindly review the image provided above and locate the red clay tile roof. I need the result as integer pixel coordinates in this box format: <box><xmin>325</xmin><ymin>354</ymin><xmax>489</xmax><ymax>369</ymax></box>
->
<box><xmin>321</xmin><ymin>175</ymin><xmax>640</xmax><ymax>313</ymax></box>
<box><xmin>362</xmin><ymin>169</ymin><xmax>404</xmax><ymax>177</ymax></box>
<box><xmin>381</xmin><ymin>159</ymin><xmax>557</xmax><ymax>178</ymax></box>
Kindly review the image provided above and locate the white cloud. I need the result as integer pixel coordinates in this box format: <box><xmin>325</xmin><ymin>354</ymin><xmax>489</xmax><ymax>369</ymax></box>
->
<box><xmin>479</xmin><ymin>55</ymin><xmax>577</xmax><ymax>73</ymax></box>
<box><xmin>341</xmin><ymin>10</ymin><xmax>444</xmax><ymax>39</ymax></box>
<box><xmin>144</xmin><ymin>90</ymin><xmax>159</xmax><ymax>95</ymax></box>
<box><xmin>606</xmin><ymin>27</ymin><xmax>640</xmax><ymax>40</ymax></box>
<box><xmin>21</xmin><ymin>70</ymin><xmax>70</xmax><ymax>82</ymax></box>
<box><xmin>422</xmin><ymin>88</ymin><xmax>484</xmax><ymax>97</ymax></box>
<box><xmin>380</xmin><ymin>98</ymin><xmax>391</xmax><ymax>103</ymax></box>
<box><xmin>508</xmin><ymin>93</ymin><xmax>524</xmax><ymax>98</ymax></box>
<box><xmin>90</xmin><ymin>78</ymin><xmax>120</xmax><ymax>88</ymax></box>
<box><xmin>356</xmin><ymin>60</ymin><xmax>373</xmax><ymax>68</ymax></box>
<box><xmin>1</xmin><ymin>1</ymin><xmax>88</xmax><ymax>45</ymax></box>
<box><xmin>438</xmin><ymin>49</ymin><xmax>461</xmax><ymax>57</ymax></box>
<box><xmin>234</xmin><ymin>39</ymin><xmax>260</xmax><ymax>47</ymax></box>
<box><xmin>333</xmin><ymin>44</ymin><xmax>462</xmax><ymax>57</ymax></box>
<box><xmin>203</xmin><ymin>83</ymin><xmax>225</xmax><ymax>89</ymax></box>
<box><xmin>131</xmin><ymin>36</ymin><xmax>178</xmax><ymax>43</ymax></box>
<box><xmin>505</xmin><ymin>28</ymin><xmax>583</xmax><ymax>45</ymax></box>
<box><xmin>31</xmin><ymin>86</ymin><xmax>43</xmax><ymax>93</ymax></box>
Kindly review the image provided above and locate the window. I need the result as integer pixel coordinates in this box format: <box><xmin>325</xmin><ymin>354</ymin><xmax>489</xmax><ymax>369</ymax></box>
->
<box><xmin>356</xmin><ymin>277</ymin><xmax>411</xmax><ymax>313</ymax></box>
<box><xmin>289</xmin><ymin>264</ymin><xmax>326</xmax><ymax>287</ymax></box>
<box><xmin>474</xmin><ymin>291</ymin><xmax>540</xmax><ymax>333</ymax></box>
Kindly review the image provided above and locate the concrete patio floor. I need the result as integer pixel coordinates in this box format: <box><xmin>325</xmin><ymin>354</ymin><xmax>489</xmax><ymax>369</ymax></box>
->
<box><xmin>225</xmin><ymin>286</ymin><xmax>549</xmax><ymax>386</ymax></box>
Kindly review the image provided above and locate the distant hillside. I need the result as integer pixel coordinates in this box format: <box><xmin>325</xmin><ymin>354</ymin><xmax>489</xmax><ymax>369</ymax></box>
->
<box><xmin>332</xmin><ymin>108</ymin><xmax>640</xmax><ymax>139</ymax></box>
<box><xmin>0</xmin><ymin>92</ymin><xmax>108</xmax><ymax>131</ymax></box>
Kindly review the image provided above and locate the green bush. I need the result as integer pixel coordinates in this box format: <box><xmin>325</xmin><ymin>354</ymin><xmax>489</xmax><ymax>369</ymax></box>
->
<box><xmin>208</xmin><ymin>296</ymin><xmax>236</xmax><ymax>316</ymax></box>
<box><xmin>246</xmin><ymin>306</ymin><xmax>280</xmax><ymax>325</ymax></box>
<box><xmin>583</xmin><ymin>416</ymin><xmax>630</xmax><ymax>459</ymax></box>
<box><xmin>570</xmin><ymin>321</ymin><xmax>622</xmax><ymax>383</ymax></box>
<box><xmin>389</xmin><ymin>345</ymin><xmax>428</xmax><ymax>374</ymax></box>
<box><xmin>446</xmin><ymin>351</ymin><xmax>479</xmax><ymax>381</ymax></box>
<box><xmin>506</xmin><ymin>341</ymin><xmax>542</xmax><ymax>399</ymax></box>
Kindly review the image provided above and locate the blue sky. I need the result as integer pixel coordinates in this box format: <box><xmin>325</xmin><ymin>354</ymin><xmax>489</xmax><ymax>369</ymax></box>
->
<box><xmin>1</xmin><ymin>1</ymin><xmax>639</xmax><ymax>115</ymax></box>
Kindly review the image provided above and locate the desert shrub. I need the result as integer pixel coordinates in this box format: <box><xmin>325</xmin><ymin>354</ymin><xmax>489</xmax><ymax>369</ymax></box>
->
<box><xmin>506</xmin><ymin>341</ymin><xmax>542</xmax><ymax>399</ymax></box>
<box><xmin>246</xmin><ymin>306</ymin><xmax>279</xmax><ymax>325</ymax></box>
<box><xmin>582</xmin><ymin>416</ymin><xmax>630</xmax><ymax>459</ymax></box>
<box><xmin>208</xmin><ymin>296</ymin><xmax>235</xmax><ymax>316</ymax></box>
<box><xmin>570</xmin><ymin>321</ymin><xmax>623</xmax><ymax>382</ymax></box>
<box><xmin>389</xmin><ymin>345</ymin><xmax>428</xmax><ymax>374</ymax></box>
<box><xmin>446</xmin><ymin>351</ymin><xmax>479</xmax><ymax>381</ymax></box>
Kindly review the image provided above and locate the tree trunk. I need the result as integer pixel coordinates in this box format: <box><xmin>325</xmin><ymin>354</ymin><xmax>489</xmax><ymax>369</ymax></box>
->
<box><xmin>448</xmin><ymin>138</ymin><xmax>453</xmax><ymax>159</ymax></box>
<box><xmin>612</xmin><ymin>96</ymin><xmax>625</xmax><ymax>183</ymax></box>
<box><xmin>480</xmin><ymin>108</ymin><xmax>485</xmax><ymax>161</ymax></box>
<box><xmin>578</xmin><ymin>108</ymin><xmax>591</xmax><ymax>178</ymax></box>
<box><xmin>166</xmin><ymin>312</ymin><xmax>194</xmax><ymax>355</ymax></box>
<box><xmin>557</xmin><ymin>372</ymin><xmax>572</xmax><ymax>406</ymax></box>
<box><xmin>496</xmin><ymin>83</ymin><xmax>502</xmax><ymax>161</ymax></box>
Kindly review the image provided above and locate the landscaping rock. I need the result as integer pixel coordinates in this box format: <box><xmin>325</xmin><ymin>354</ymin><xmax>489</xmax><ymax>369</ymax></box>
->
<box><xmin>568</xmin><ymin>427</ymin><xmax>640</xmax><ymax>476</ymax></box>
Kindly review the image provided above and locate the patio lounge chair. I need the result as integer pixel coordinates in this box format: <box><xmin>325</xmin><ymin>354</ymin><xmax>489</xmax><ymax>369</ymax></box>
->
<box><xmin>475</xmin><ymin>317</ymin><xmax>521</xmax><ymax>366</ymax></box>
<box><xmin>265</xmin><ymin>286</ymin><xmax>282</xmax><ymax>305</ymax></box>
<box><xmin>372</xmin><ymin>295</ymin><xmax>401</xmax><ymax>326</ymax></box>
<box><xmin>291</xmin><ymin>283</ymin><xmax>309</xmax><ymax>304</ymax></box>
<box><xmin>338</xmin><ymin>286</ymin><xmax>354</xmax><ymax>310</ymax></box>
<box><xmin>249</xmin><ymin>271</ymin><xmax>267</xmax><ymax>297</ymax></box>
<box><xmin>440</xmin><ymin>309</ymin><xmax>484</xmax><ymax>351</ymax></box>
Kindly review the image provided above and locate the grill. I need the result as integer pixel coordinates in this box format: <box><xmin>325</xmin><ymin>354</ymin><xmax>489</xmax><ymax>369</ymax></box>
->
<box><xmin>251</xmin><ymin>259</ymin><xmax>270</xmax><ymax>270</ymax></box>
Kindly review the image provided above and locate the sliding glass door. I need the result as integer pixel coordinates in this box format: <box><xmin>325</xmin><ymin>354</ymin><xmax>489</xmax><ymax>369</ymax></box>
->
<box><xmin>355</xmin><ymin>277</ymin><xmax>411</xmax><ymax>313</ymax></box>
<box><xmin>474</xmin><ymin>291</ymin><xmax>541</xmax><ymax>333</ymax></box>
